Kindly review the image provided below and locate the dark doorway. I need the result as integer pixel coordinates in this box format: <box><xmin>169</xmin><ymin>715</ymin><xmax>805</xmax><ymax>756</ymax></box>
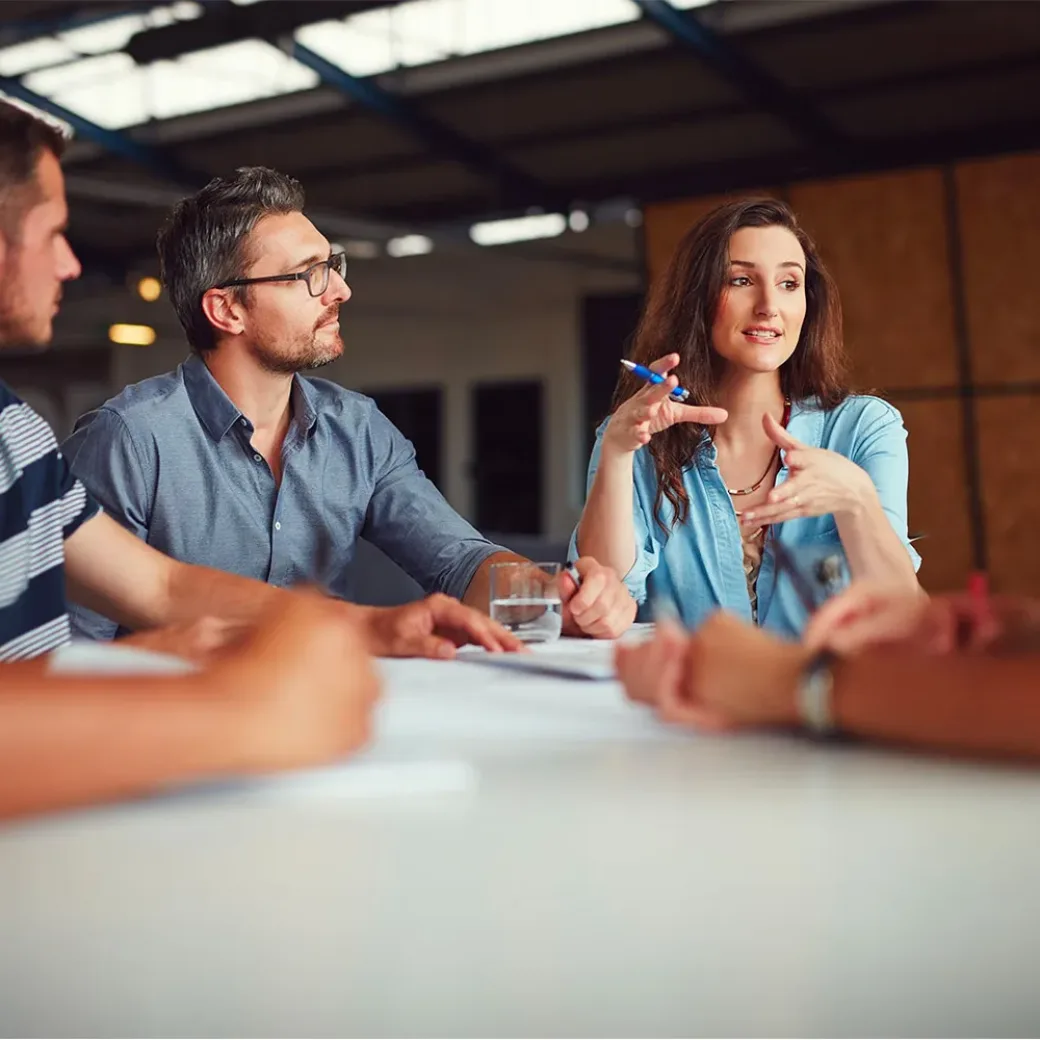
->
<box><xmin>364</xmin><ymin>386</ymin><xmax>443</xmax><ymax>490</ymax></box>
<box><xmin>472</xmin><ymin>380</ymin><xmax>543</xmax><ymax>535</ymax></box>
<box><xmin>581</xmin><ymin>292</ymin><xmax>644</xmax><ymax>456</ymax></box>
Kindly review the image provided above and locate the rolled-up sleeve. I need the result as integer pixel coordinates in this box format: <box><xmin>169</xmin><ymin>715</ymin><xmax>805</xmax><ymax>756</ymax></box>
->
<box><xmin>851</xmin><ymin>400</ymin><xmax>922</xmax><ymax>573</ymax></box>
<box><xmin>361</xmin><ymin>409</ymin><xmax>505</xmax><ymax>601</ymax></box>
<box><xmin>568</xmin><ymin>424</ymin><xmax>662</xmax><ymax>605</ymax></box>
<box><xmin>62</xmin><ymin>408</ymin><xmax>155</xmax><ymax>640</ymax></box>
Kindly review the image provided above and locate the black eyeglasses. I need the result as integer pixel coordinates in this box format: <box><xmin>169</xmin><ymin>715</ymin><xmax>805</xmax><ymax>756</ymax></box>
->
<box><xmin>215</xmin><ymin>252</ymin><xmax>348</xmax><ymax>298</ymax></box>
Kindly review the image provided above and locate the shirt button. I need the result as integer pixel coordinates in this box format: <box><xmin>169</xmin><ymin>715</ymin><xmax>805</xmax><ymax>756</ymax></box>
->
<box><xmin>239</xmin><ymin>418</ymin><xmax>247</xmax><ymax>427</ymax></box>
<box><xmin>274</xmin><ymin>521</ymin><xmax>282</xmax><ymax>531</ymax></box>
<box><xmin>253</xmin><ymin>453</ymin><xmax>262</xmax><ymax>462</ymax></box>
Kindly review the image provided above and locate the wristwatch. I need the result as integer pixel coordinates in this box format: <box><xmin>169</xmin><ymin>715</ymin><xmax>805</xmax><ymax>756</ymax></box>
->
<box><xmin>797</xmin><ymin>650</ymin><xmax>838</xmax><ymax>736</ymax></box>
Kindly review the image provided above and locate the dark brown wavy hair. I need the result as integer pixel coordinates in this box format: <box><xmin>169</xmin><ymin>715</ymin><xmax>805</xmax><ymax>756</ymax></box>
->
<box><xmin>613</xmin><ymin>197</ymin><xmax>849</xmax><ymax>529</ymax></box>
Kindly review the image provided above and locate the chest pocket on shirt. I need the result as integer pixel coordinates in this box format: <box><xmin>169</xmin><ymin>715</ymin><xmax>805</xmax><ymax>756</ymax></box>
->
<box><xmin>781</xmin><ymin>528</ymin><xmax>850</xmax><ymax>601</ymax></box>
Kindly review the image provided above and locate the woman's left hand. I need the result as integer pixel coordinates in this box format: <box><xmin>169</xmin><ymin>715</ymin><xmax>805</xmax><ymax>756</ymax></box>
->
<box><xmin>740</xmin><ymin>413</ymin><xmax>875</xmax><ymax>528</ymax></box>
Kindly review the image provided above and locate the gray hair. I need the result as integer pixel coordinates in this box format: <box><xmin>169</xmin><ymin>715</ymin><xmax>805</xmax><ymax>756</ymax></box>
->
<box><xmin>156</xmin><ymin>166</ymin><xmax>306</xmax><ymax>352</ymax></box>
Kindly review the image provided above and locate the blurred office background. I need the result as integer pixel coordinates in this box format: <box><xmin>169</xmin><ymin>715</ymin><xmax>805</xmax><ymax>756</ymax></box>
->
<box><xmin>1</xmin><ymin>0</ymin><xmax>1038</xmax><ymax>599</ymax></box>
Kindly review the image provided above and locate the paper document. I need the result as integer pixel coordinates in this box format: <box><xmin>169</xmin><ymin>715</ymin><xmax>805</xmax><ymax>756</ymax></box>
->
<box><xmin>457</xmin><ymin>637</ymin><xmax>618</xmax><ymax>680</ymax></box>
<box><xmin>49</xmin><ymin>642</ymin><xmax>196</xmax><ymax>675</ymax></box>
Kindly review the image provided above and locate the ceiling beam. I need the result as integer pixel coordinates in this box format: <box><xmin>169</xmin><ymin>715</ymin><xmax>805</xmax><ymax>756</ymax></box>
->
<box><xmin>631</xmin><ymin>0</ymin><xmax>845</xmax><ymax>149</ymax></box>
<box><xmin>123</xmin><ymin>0</ymin><xmax>397</xmax><ymax>63</ymax></box>
<box><xmin>62</xmin><ymin>172</ymin><xmax>418</xmax><ymax>243</ymax></box>
<box><xmin>283</xmin><ymin>40</ymin><xmax>557</xmax><ymax>209</ymax></box>
<box><xmin>563</xmin><ymin>116</ymin><xmax>1040</xmax><ymax>208</ymax></box>
<box><xmin>0</xmin><ymin>75</ymin><xmax>206</xmax><ymax>188</ymax></box>
<box><xmin>123</xmin><ymin>0</ymin><xmax>557</xmax><ymax>208</ymax></box>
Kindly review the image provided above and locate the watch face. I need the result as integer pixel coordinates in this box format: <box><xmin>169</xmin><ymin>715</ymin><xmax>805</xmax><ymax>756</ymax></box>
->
<box><xmin>799</xmin><ymin>652</ymin><xmax>837</xmax><ymax>736</ymax></box>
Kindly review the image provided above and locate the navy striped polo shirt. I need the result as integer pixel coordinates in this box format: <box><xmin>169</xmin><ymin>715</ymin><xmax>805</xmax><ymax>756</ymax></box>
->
<box><xmin>0</xmin><ymin>381</ymin><xmax>99</xmax><ymax>660</ymax></box>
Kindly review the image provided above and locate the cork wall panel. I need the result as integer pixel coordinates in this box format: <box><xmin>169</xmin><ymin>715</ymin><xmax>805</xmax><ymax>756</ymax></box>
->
<box><xmin>788</xmin><ymin>169</ymin><xmax>959</xmax><ymax>392</ymax></box>
<box><xmin>643</xmin><ymin>190</ymin><xmax>781</xmax><ymax>283</ymax></box>
<box><xmin>956</xmin><ymin>151</ymin><xmax>1040</xmax><ymax>384</ymax></box>
<box><xmin>892</xmin><ymin>398</ymin><xmax>973</xmax><ymax>593</ymax></box>
<box><xmin>977</xmin><ymin>394</ymin><xmax>1040</xmax><ymax>594</ymax></box>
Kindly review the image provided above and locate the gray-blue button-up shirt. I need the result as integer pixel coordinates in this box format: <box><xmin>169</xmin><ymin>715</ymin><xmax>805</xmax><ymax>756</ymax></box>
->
<box><xmin>63</xmin><ymin>354</ymin><xmax>504</xmax><ymax>640</ymax></box>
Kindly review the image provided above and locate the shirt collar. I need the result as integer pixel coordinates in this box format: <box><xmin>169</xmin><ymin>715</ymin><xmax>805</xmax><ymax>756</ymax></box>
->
<box><xmin>182</xmin><ymin>354</ymin><xmax>242</xmax><ymax>441</ymax></box>
<box><xmin>290</xmin><ymin>373</ymin><xmax>320</xmax><ymax>434</ymax></box>
<box><xmin>786</xmin><ymin>397</ymin><xmax>826</xmax><ymax>448</ymax></box>
<box><xmin>182</xmin><ymin>353</ymin><xmax>320</xmax><ymax>441</ymax></box>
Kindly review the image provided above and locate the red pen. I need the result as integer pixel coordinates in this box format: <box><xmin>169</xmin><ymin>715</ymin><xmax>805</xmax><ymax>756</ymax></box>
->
<box><xmin>963</xmin><ymin>570</ymin><xmax>993</xmax><ymax>650</ymax></box>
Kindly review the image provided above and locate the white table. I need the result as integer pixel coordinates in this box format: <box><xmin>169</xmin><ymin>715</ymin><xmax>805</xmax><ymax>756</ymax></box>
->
<box><xmin>3</xmin><ymin>641</ymin><xmax>1040</xmax><ymax>1037</ymax></box>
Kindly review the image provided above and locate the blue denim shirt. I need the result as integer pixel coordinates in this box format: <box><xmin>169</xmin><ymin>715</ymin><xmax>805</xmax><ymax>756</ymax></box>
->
<box><xmin>63</xmin><ymin>355</ymin><xmax>504</xmax><ymax>640</ymax></box>
<box><xmin>571</xmin><ymin>395</ymin><xmax>920</xmax><ymax>640</ymax></box>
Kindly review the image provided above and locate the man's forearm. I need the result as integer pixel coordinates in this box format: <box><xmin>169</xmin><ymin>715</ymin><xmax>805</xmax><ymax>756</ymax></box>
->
<box><xmin>164</xmin><ymin>563</ymin><xmax>289</xmax><ymax>628</ymax></box>
<box><xmin>833</xmin><ymin>653</ymin><xmax>1040</xmax><ymax>759</ymax></box>
<box><xmin>0</xmin><ymin>666</ymin><xmax>248</xmax><ymax>820</ymax></box>
<box><xmin>461</xmin><ymin>551</ymin><xmax>527</xmax><ymax>613</ymax></box>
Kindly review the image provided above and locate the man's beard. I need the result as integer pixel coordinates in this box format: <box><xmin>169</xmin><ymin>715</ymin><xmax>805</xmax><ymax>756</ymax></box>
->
<box><xmin>250</xmin><ymin>320</ymin><xmax>343</xmax><ymax>375</ymax></box>
<box><xmin>0</xmin><ymin>276</ymin><xmax>49</xmax><ymax>350</ymax></box>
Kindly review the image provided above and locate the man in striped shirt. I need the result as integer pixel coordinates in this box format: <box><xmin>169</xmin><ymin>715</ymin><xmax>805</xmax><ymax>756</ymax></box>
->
<box><xmin>0</xmin><ymin>102</ymin><xmax>496</xmax><ymax>819</ymax></box>
<box><xmin>0</xmin><ymin>376</ymin><xmax>97</xmax><ymax>658</ymax></box>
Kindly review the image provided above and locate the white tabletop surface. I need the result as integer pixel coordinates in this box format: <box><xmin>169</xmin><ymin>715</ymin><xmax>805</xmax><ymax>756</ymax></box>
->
<box><xmin>3</xmin><ymin>638</ymin><xmax>1040</xmax><ymax>1037</ymax></box>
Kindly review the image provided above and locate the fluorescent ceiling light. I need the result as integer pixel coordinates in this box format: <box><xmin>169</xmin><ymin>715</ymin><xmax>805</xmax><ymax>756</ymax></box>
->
<box><xmin>470</xmin><ymin>212</ymin><xmax>567</xmax><ymax>246</ymax></box>
<box><xmin>295</xmin><ymin>0</ymin><xmax>645</xmax><ymax>79</ymax></box>
<box><xmin>387</xmin><ymin>235</ymin><xmax>434</xmax><ymax>257</ymax></box>
<box><xmin>344</xmin><ymin>240</ymin><xmax>381</xmax><ymax>259</ymax></box>
<box><xmin>109</xmin><ymin>323</ymin><xmax>157</xmax><ymax>346</ymax></box>
<box><xmin>0</xmin><ymin>38</ymin><xmax>75</xmax><ymax>77</ymax></box>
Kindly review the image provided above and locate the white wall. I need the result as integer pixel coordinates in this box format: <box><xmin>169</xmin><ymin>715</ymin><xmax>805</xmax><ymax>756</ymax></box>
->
<box><xmin>52</xmin><ymin>228</ymin><xmax>640</xmax><ymax>542</ymax></box>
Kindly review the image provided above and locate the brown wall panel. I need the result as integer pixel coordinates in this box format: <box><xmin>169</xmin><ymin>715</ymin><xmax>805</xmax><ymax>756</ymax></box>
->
<box><xmin>977</xmin><ymin>394</ymin><xmax>1040</xmax><ymax>595</ymax></box>
<box><xmin>894</xmin><ymin>398</ymin><xmax>973</xmax><ymax>593</ymax></box>
<box><xmin>643</xmin><ymin>190</ymin><xmax>781</xmax><ymax>283</ymax></box>
<box><xmin>957</xmin><ymin>151</ymin><xmax>1040</xmax><ymax>384</ymax></box>
<box><xmin>788</xmin><ymin>169</ymin><xmax>959</xmax><ymax>392</ymax></box>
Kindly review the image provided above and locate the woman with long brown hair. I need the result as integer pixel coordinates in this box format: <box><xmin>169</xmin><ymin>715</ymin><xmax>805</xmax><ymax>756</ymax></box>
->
<box><xmin>572</xmin><ymin>198</ymin><xmax>920</xmax><ymax>638</ymax></box>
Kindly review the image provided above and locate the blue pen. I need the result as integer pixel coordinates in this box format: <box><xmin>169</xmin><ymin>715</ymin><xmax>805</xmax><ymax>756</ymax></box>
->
<box><xmin>620</xmin><ymin>358</ymin><xmax>690</xmax><ymax>402</ymax></box>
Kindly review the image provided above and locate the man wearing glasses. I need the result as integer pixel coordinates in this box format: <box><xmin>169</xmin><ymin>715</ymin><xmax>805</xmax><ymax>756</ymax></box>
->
<box><xmin>64</xmin><ymin>167</ymin><xmax>636</xmax><ymax>650</ymax></box>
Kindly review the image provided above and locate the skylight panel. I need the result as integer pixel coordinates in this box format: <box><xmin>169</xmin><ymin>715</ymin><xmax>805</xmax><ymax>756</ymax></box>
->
<box><xmin>22</xmin><ymin>39</ymin><xmax>318</xmax><ymax>130</ymax></box>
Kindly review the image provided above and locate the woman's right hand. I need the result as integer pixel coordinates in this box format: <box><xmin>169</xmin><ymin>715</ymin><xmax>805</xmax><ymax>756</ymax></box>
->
<box><xmin>602</xmin><ymin>353</ymin><xmax>727</xmax><ymax>456</ymax></box>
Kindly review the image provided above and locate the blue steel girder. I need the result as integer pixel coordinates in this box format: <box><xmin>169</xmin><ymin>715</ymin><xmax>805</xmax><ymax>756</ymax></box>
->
<box><xmin>286</xmin><ymin>39</ymin><xmax>556</xmax><ymax>209</ymax></box>
<box><xmin>0</xmin><ymin>75</ymin><xmax>205</xmax><ymax>188</ymax></box>
<box><xmin>632</xmin><ymin>0</ymin><xmax>843</xmax><ymax>149</ymax></box>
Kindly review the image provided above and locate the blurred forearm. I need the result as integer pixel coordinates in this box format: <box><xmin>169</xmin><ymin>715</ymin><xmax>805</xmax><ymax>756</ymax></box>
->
<box><xmin>0</xmin><ymin>666</ymin><xmax>247</xmax><ymax>820</ymax></box>
<box><xmin>831</xmin><ymin>652</ymin><xmax>1040</xmax><ymax>759</ymax></box>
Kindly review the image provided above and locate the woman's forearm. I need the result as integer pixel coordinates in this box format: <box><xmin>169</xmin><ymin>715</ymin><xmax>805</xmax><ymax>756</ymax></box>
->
<box><xmin>836</xmin><ymin>497</ymin><xmax>919</xmax><ymax>590</ymax></box>
<box><xmin>575</xmin><ymin>448</ymin><xmax>639</xmax><ymax>580</ymax></box>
